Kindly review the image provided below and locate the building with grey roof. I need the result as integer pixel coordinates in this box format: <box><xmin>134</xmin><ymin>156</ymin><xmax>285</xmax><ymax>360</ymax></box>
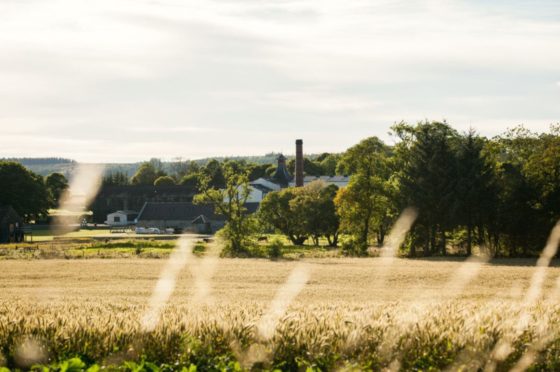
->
<box><xmin>135</xmin><ymin>202</ymin><xmax>259</xmax><ymax>233</ymax></box>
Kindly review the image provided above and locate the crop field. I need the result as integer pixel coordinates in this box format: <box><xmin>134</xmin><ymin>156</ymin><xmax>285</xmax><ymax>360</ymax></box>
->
<box><xmin>1</xmin><ymin>256</ymin><xmax>560</xmax><ymax>371</ymax></box>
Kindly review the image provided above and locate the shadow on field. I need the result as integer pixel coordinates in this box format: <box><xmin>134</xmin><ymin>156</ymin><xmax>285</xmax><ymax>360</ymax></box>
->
<box><xmin>408</xmin><ymin>256</ymin><xmax>560</xmax><ymax>267</ymax></box>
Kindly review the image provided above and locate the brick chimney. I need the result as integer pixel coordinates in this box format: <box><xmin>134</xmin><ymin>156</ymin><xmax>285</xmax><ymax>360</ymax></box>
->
<box><xmin>295</xmin><ymin>139</ymin><xmax>304</xmax><ymax>187</ymax></box>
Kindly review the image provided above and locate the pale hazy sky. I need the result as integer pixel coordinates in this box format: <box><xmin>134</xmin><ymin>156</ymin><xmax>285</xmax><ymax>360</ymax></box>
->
<box><xmin>1</xmin><ymin>0</ymin><xmax>559</xmax><ymax>162</ymax></box>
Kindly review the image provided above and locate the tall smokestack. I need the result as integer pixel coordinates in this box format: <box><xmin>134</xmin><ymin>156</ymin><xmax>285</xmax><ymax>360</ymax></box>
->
<box><xmin>295</xmin><ymin>139</ymin><xmax>304</xmax><ymax>187</ymax></box>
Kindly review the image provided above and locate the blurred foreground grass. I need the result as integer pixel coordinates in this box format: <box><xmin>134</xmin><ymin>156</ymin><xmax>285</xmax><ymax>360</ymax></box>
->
<box><xmin>1</xmin><ymin>258</ymin><xmax>560</xmax><ymax>370</ymax></box>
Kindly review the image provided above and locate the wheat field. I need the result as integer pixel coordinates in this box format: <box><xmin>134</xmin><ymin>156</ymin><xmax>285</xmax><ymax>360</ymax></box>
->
<box><xmin>1</xmin><ymin>257</ymin><xmax>560</xmax><ymax>371</ymax></box>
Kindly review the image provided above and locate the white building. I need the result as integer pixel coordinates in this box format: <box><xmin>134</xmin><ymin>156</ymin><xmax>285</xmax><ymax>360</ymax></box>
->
<box><xmin>246</xmin><ymin>154</ymin><xmax>350</xmax><ymax>203</ymax></box>
<box><xmin>246</xmin><ymin>144</ymin><xmax>351</xmax><ymax>203</ymax></box>
<box><xmin>105</xmin><ymin>210</ymin><xmax>138</xmax><ymax>226</ymax></box>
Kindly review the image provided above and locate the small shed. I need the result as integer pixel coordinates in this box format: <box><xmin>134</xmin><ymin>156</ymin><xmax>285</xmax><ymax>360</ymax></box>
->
<box><xmin>0</xmin><ymin>206</ymin><xmax>24</xmax><ymax>244</ymax></box>
<box><xmin>105</xmin><ymin>210</ymin><xmax>138</xmax><ymax>226</ymax></box>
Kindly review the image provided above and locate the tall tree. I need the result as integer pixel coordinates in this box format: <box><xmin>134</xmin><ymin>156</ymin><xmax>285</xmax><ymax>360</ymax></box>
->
<box><xmin>202</xmin><ymin>160</ymin><xmax>226</xmax><ymax>189</ymax></box>
<box><xmin>335</xmin><ymin>137</ymin><xmax>395</xmax><ymax>253</ymax></box>
<box><xmin>194</xmin><ymin>162</ymin><xmax>255</xmax><ymax>255</ymax></box>
<box><xmin>455</xmin><ymin>129</ymin><xmax>496</xmax><ymax>255</ymax></box>
<box><xmin>131</xmin><ymin>162</ymin><xmax>165</xmax><ymax>185</ymax></box>
<box><xmin>169</xmin><ymin>158</ymin><xmax>198</xmax><ymax>180</ymax></box>
<box><xmin>154</xmin><ymin>176</ymin><xmax>176</xmax><ymax>186</ymax></box>
<box><xmin>392</xmin><ymin>121</ymin><xmax>459</xmax><ymax>256</ymax></box>
<box><xmin>287</xmin><ymin>158</ymin><xmax>324</xmax><ymax>177</ymax></box>
<box><xmin>524</xmin><ymin>125</ymin><xmax>560</xmax><ymax>229</ymax></box>
<box><xmin>0</xmin><ymin>161</ymin><xmax>50</xmax><ymax>221</ymax></box>
<box><xmin>45</xmin><ymin>172</ymin><xmax>69</xmax><ymax>206</ymax></box>
<box><xmin>319</xmin><ymin>154</ymin><xmax>340</xmax><ymax>176</ymax></box>
<box><xmin>485</xmin><ymin>126</ymin><xmax>543</xmax><ymax>256</ymax></box>
<box><xmin>248</xmin><ymin>163</ymin><xmax>272</xmax><ymax>181</ymax></box>
<box><xmin>259</xmin><ymin>188</ymin><xmax>308</xmax><ymax>245</ymax></box>
<box><xmin>179</xmin><ymin>173</ymin><xmax>200</xmax><ymax>191</ymax></box>
<box><xmin>102</xmin><ymin>171</ymin><xmax>130</xmax><ymax>186</ymax></box>
<box><xmin>289</xmin><ymin>182</ymin><xmax>340</xmax><ymax>246</ymax></box>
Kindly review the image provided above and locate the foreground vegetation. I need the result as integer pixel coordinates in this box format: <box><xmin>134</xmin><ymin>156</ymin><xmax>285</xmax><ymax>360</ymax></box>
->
<box><xmin>3</xmin><ymin>301</ymin><xmax>560</xmax><ymax>371</ymax></box>
<box><xmin>1</xmin><ymin>258</ymin><xmax>559</xmax><ymax>370</ymax></box>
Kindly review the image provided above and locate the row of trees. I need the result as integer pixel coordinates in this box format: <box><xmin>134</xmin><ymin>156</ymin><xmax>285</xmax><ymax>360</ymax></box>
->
<box><xmin>333</xmin><ymin>122</ymin><xmax>560</xmax><ymax>257</ymax></box>
<box><xmin>102</xmin><ymin>154</ymin><xmax>343</xmax><ymax>190</ymax></box>
<box><xmin>259</xmin><ymin>182</ymin><xmax>340</xmax><ymax>247</ymax></box>
<box><xmin>0</xmin><ymin>162</ymin><xmax>69</xmax><ymax>221</ymax></box>
<box><xmin>193</xmin><ymin>163</ymin><xmax>341</xmax><ymax>255</ymax></box>
<box><xmin>200</xmin><ymin>121</ymin><xmax>560</xmax><ymax>258</ymax></box>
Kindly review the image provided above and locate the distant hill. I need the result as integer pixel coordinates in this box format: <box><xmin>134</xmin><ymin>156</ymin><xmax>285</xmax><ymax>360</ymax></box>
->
<box><xmin>2</xmin><ymin>158</ymin><xmax>78</xmax><ymax>177</ymax></box>
<box><xmin>3</xmin><ymin>153</ymin><xmax>328</xmax><ymax>178</ymax></box>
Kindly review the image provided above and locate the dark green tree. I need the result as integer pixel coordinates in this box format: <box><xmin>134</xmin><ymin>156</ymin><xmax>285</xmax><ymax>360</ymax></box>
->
<box><xmin>259</xmin><ymin>188</ymin><xmax>308</xmax><ymax>245</ymax></box>
<box><xmin>287</xmin><ymin>158</ymin><xmax>323</xmax><ymax>177</ymax></box>
<box><xmin>0</xmin><ymin>161</ymin><xmax>50</xmax><ymax>221</ymax></box>
<box><xmin>392</xmin><ymin>121</ymin><xmax>460</xmax><ymax>256</ymax></box>
<box><xmin>102</xmin><ymin>171</ymin><xmax>130</xmax><ymax>186</ymax></box>
<box><xmin>194</xmin><ymin>162</ymin><xmax>256</xmax><ymax>255</ymax></box>
<box><xmin>154</xmin><ymin>176</ymin><xmax>176</xmax><ymax>186</ymax></box>
<box><xmin>319</xmin><ymin>154</ymin><xmax>340</xmax><ymax>176</ymax></box>
<box><xmin>179</xmin><ymin>173</ymin><xmax>200</xmax><ymax>191</ymax></box>
<box><xmin>202</xmin><ymin>160</ymin><xmax>226</xmax><ymax>189</ymax></box>
<box><xmin>484</xmin><ymin>126</ymin><xmax>542</xmax><ymax>256</ymax></box>
<box><xmin>289</xmin><ymin>182</ymin><xmax>340</xmax><ymax>246</ymax></box>
<box><xmin>334</xmin><ymin>137</ymin><xmax>396</xmax><ymax>253</ymax></box>
<box><xmin>455</xmin><ymin>129</ymin><xmax>496</xmax><ymax>255</ymax></box>
<box><xmin>45</xmin><ymin>172</ymin><xmax>69</xmax><ymax>206</ymax></box>
<box><xmin>131</xmin><ymin>162</ymin><xmax>165</xmax><ymax>185</ymax></box>
<box><xmin>249</xmin><ymin>163</ymin><xmax>272</xmax><ymax>181</ymax></box>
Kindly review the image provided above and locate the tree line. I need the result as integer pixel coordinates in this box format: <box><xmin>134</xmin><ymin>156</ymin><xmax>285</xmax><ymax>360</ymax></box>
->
<box><xmin>4</xmin><ymin>120</ymin><xmax>560</xmax><ymax>258</ymax></box>
<box><xmin>198</xmin><ymin>121</ymin><xmax>560</xmax><ymax>258</ymax></box>
<box><xmin>102</xmin><ymin>154</ymin><xmax>341</xmax><ymax>190</ymax></box>
<box><xmin>0</xmin><ymin>162</ymin><xmax>69</xmax><ymax>221</ymax></box>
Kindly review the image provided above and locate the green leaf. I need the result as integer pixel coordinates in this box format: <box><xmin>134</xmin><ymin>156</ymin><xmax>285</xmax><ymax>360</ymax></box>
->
<box><xmin>59</xmin><ymin>357</ymin><xmax>86</xmax><ymax>372</ymax></box>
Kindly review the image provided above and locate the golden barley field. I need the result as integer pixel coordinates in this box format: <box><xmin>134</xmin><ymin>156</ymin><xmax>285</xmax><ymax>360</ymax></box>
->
<box><xmin>1</xmin><ymin>256</ymin><xmax>560</xmax><ymax>371</ymax></box>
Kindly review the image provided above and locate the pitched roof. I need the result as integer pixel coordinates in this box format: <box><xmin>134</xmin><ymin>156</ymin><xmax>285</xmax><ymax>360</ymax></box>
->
<box><xmin>109</xmin><ymin>210</ymin><xmax>138</xmax><ymax>215</ymax></box>
<box><xmin>137</xmin><ymin>202</ymin><xmax>223</xmax><ymax>221</ymax></box>
<box><xmin>251</xmin><ymin>183</ymin><xmax>275</xmax><ymax>193</ymax></box>
<box><xmin>271</xmin><ymin>154</ymin><xmax>293</xmax><ymax>187</ymax></box>
<box><xmin>191</xmin><ymin>215</ymin><xmax>208</xmax><ymax>224</ymax></box>
<box><xmin>136</xmin><ymin>202</ymin><xmax>260</xmax><ymax>222</ymax></box>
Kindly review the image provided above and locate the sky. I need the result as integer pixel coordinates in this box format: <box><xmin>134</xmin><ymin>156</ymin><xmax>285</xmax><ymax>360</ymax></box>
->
<box><xmin>0</xmin><ymin>0</ymin><xmax>559</xmax><ymax>163</ymax></box>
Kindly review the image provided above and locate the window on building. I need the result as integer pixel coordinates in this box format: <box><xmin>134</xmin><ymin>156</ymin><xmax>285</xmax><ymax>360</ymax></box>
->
<box><xmin>114</xmin><ymin>216</ymin><xmax>121</xmax><ymax>222</ymax></box>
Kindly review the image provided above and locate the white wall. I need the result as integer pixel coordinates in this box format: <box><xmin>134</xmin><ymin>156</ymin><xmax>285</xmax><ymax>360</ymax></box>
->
<box><xmin>105</xmin><ymin>212</ymin><xmax>129</xmax><ymax>226</ymax></box>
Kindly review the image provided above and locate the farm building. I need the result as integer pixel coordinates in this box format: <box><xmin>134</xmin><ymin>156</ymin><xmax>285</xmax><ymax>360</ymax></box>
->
<box><xmin>90</xmin><ymin>185</ymin><xmax>196</xmax><ymax>224</ymax></box>
<box><xmin>136</xmin><ymin>202</ymin><xmax>244</xmax><ymax>233</ymax></box>
<box><xmin>135</xmin><ymin>202</ymin><xmax>259</xmax><ymax>233</ymax></box>
<box><xmin>0</xmin><ymin>206</ymin><xmax>24</xmax><ymax>243</ymax></box>
<box><xmin>105</xmin><ymin>210</ymin><xmax>138</xmax><ymax>226</ymax></box>
<box><xmin>248</xmin><ymin>140</ymin><xmax>350</xmax><ymax>202</ymax></box>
